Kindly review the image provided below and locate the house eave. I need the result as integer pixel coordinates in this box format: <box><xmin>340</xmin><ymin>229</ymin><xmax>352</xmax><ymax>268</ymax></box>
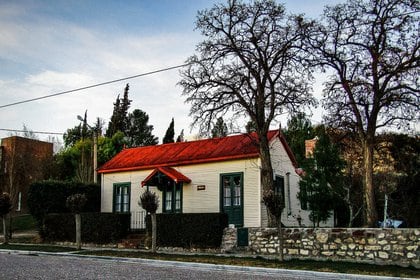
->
<box><xmin>98</xmin><ymin>153</ymin><xmax>260</xmax><ymax>174</ymax></box>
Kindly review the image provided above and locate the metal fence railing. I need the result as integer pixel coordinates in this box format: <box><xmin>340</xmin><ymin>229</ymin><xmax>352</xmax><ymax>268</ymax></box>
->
<box><xmin>130</xmin><ymin>211</ymin><xmax>147</xmax><ymax>230</ymax></box>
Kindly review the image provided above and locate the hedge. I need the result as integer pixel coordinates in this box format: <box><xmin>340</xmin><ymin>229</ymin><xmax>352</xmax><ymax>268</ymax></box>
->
<box><xmin>28</xmin><ymin>180</ymin><xmax>100</xmax><ymax>225</ymax></box>
<box><xmin>42</xmin><ymin>212</ymin><xmax>130</xmax><ymax>244</ymax></box>
<box><xmin>146</xmin><ymin>213</ymin><xmax>228</xmax><ymax>248</ymax></box>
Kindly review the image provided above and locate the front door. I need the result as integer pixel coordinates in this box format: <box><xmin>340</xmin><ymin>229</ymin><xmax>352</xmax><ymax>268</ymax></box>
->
<box><xmin>221</xmin><ymin>173</ymin><xmax>243</xmax><ymax>227</ymax></box>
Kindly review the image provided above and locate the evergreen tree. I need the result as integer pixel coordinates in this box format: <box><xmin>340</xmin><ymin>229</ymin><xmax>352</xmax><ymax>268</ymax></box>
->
<box><xmin>106</xmin><ymin>95</ymin><xmax>121</xmax><ymax>137</ymax></box>
<box><xmin>176</xmin><ymin>129</ymin><xmax>184</xmax><ymax>142</ymax></box>
<box><xmin>211</xmin><ymin>117</ymin><xmax>228</xmax><ymax>138</ymax></box>
<box><xmin>106</xmin><ymin>84</ymin><xmax>132</xmax><ymax>137</ymax></box>
<box><xmin>162</xmin><ymin>118</ymin><xmax>175</xmax><ymax>144</ymax></box>
<box><xmin>63</xmin><ymin>124</ymin><xmax>82</xmax><ymax>147</ymax></box>
<box><xmin>298</xmin><ymin>126</ymin><xmax>345</xmax><ymax>227</ymax></box>
<box><xmin>119</xmin><ymin>83</ymin><xmax>132</xmax><ymax>133</ymax></box>
<box><xmin>126</xmin><ymin>109</ymin><xmax>158</xmax><ymax>147</ymax></box>
<box><xmin>282</xmin><ymin>112</ymin><xmax>314</xmax><ymax>166</ymax></box>
<box><xmin>245</xmin><ymin>120</ymin><xmax>257</xmax><ymax>133</ymax></box>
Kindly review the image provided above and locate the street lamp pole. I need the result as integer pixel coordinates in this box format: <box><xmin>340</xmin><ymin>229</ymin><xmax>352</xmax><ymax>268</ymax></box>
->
<box><xmin>93</xmin><ymin>131</ymin><xmax>97</xmax><ymax>183</ymax></box>
<box><xmin>77</xmin><ymin>114</ymin><xmax>98</xmax><ymax>184</ymax></box>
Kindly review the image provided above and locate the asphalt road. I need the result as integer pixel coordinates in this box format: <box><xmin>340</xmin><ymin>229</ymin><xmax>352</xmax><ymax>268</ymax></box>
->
<box><xmin>0</xmin><ymin>252</ymin><xmax>409</xmax><ymax>280</ymax></box>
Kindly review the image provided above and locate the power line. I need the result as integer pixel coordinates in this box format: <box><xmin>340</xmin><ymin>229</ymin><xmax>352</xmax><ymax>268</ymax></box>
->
<box><xmin>0</xmin><ymin>63</ymin><xmax>189</xmax><ymax>109</ymax></box>
<box><xmin>0</xmin><ymin>128</ymin><xmax>63</xmax><ymax>135</ymax></box>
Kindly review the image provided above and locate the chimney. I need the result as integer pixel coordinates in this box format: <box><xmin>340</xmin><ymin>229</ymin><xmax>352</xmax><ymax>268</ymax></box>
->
<box><xmin>305</xmin><ymin>138</ymin><xmax>318</xmax><ymax>158</ymax></box>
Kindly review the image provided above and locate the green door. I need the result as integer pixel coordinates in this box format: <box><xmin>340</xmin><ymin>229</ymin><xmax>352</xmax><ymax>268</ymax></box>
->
<box><xmin>221</xmin><ymin>173</ymin><xmax>243</xmax><ymax>227</ymax></box>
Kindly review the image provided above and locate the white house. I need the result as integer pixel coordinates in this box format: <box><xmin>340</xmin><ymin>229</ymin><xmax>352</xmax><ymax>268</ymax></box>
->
<box><xmin>98</xmin><ymin>130</ymin><xmax>333</xmax><ymax>229</ymax></box>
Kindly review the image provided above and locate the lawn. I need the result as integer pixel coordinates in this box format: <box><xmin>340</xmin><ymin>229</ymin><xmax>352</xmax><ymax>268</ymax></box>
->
<box><xmin>0</xmin><ymin>243</ymin><xmax>77</xmax><ymax>253</ymax></box>
<box><xmin>0</xmin><ymin>214</ymin><xmax>37</xmax><ymax>232</ymax></box>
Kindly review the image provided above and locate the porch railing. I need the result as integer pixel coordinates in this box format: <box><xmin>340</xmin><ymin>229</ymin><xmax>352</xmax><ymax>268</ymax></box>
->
<box><xmin>130</xmin><ymin>211</ymin><xmax>147</xmax><ymax>230</ymax></box>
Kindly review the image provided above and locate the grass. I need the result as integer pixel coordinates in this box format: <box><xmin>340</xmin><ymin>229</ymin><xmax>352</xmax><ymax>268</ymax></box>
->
<box><xmin>0</xmin><ymin>243</ymin><xmax>77</xmax><ymax>253</ymax></box>
<box><xmin>77</xmin><ymin>250</ymin><xmax>420</xmax><ymax>278</ymax></box>
<box><xmin>0</xmin><ymin>214</ymin><xmax>37</xmax><ymax>232</ymax></box>
<box><xmin>11</xmin><ymin>215</ymin><xmax>37</xmax><ymax>231</ymax></box>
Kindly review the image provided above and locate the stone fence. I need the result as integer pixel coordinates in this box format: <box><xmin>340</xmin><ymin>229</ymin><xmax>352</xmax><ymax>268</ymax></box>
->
<box><xmin>221</xmin><ymin>227</ymin><xmax>419</xmax><ymax>268</ymax></box>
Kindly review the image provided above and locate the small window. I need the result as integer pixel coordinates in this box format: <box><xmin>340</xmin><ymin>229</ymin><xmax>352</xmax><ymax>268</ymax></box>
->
<box><xmin>274</xmin><ymin>176</ymin><xmax>285</xmax><ymax>202</ymax></box>
<box><xmin>163</xmin><ymin>183</ymin><xmax>182</xmax><ymax>213</ymax></box>
<box><xmin>233</xmin><ymin>176</ymin><xmax>241</xmax><ymax>206</ymax></box>
<box><xmin>113</xmin><ymin>183</ymin><xmax>130</xmax><ymax>213</ymax></box>
<box><xmin>165</xmin><ymin>191</ymin><xmax>172</xmax><ymax>211</ymax></box>
<box><xmin>223</xmin><ymin>179</ymin><xmax>231</xmax><ymax>206</ymax></box>
<box><xmin>16</xmin><ymin>192</ymin><xmax>22</xmax><ymax>212</ymax></box>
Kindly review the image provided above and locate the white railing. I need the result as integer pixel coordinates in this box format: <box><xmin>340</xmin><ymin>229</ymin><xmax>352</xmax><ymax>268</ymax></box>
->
<box><xmin>131</xmin><ymin>211</ymin><xmax>147</xmax><ymax>230</ymax></box>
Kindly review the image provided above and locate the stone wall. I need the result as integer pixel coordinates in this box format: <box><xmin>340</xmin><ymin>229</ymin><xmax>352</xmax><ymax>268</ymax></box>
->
<box><xmin>221</xmin><ymin>227</ymin><xmax>419</xmax><ymax>268</ymax></box>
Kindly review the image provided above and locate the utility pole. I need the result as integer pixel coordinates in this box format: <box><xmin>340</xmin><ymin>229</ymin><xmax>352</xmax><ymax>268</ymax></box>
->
<box><xmin>93</xmin><ymin>132</ymin><xmax>97</xmax><ymax>183</ymax></box>
<box><xmin>77</xmin><ymin>112</ymin><xmax>98</xmax><ymax>184</ymax></box>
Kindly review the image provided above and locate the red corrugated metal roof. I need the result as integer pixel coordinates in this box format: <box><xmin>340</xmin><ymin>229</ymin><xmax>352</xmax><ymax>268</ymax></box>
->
<box><xmin>98</xmin><ymin>130</ymin><xmax>296</xmax><ymax>174</ymax></box>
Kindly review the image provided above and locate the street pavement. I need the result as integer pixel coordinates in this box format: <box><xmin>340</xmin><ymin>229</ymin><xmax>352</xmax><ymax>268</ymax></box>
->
<box><xmin>0</xmin><ymin>250</ymin><xmax>414</xmax><ymax>280</ymax></box>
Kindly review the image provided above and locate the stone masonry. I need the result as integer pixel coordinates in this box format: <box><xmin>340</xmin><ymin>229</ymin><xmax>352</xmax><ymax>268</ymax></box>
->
<box><xmin>221</xmin><ymin>227</ymin><xmax>419</xmax><ymax>268</ymax></box>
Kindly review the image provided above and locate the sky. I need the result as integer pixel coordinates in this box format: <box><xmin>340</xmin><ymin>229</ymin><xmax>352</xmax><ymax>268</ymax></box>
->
<box><xmin>0</xmin><ymin>0</ymin><xmax>341</xmax><ymax>144</ymax></box>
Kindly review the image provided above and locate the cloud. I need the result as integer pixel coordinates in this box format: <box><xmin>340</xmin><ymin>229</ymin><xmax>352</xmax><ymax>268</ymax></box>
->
<box><xmin>27</xmin><ymin>71</ymin><xmax>95</xmax><ymax>88</ymax></box>
<box><xmin>0</xmin><ymin>5</ymin><xmax>200</xmax><ymax>142</ymax></box>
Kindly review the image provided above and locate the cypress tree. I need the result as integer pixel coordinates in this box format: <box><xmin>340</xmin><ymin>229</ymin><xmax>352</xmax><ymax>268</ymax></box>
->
<box><xmin>211</xmin><ymin>117</ymin><xmax>228</xmax><ymax>138</ymax></box>
<box><xmin>298</xmin><ymin>126</ymin><xmax>345</xmax><ymax>227</ymax></box>
<box><xmin>162</xmin><ymin>118</ymin><xmax>175</xmax><ymax>144</ymax></box>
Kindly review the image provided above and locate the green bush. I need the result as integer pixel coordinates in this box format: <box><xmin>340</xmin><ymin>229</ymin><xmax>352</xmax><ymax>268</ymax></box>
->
<box><xmin>42</xmin><ymin>212</ymin><xmax>130</xmax><ymax>244</ymax></box>
<box><xmin>28</xmin><ymin>180</ymin><xmax>100</xmax><ymax>226</ymax></box>
<box><xmin>146</xmin><ymin>213</ymin><xmax>228</xmax><ymax>248</ymax></box>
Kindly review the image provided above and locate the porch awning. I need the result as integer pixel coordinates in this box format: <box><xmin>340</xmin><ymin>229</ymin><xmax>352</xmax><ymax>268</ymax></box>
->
<box><xmin>141</xmin><ymin>166</ymin><xmax>191</xmax><ymax>186</ymax></box>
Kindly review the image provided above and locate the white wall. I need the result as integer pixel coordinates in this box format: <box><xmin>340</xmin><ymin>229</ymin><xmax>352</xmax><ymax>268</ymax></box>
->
<box><xmin>101</xmin><ymin>157</ymin><xmax>262</xmax><ymax>227</ymax></box>
<box><xmin>101</xmin><ymin>135</ymin><xmax>334</xmax><ymax>229</ymax></box>
<box><xmin>269</xmin><ymin>137</ymin><xmax>334</xmax><ymax>227</ymax></box>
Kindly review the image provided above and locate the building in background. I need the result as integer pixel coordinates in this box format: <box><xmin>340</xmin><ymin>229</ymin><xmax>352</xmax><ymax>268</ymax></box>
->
<box><xmin>0</xmin><ymin>136</ymin><xmax>53</xmax><ymax>214</ymax></box>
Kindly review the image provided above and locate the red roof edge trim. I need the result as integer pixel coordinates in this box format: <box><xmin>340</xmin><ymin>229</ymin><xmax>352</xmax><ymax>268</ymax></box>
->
<box><xmin>141</xmin><ymin>166</ymin><xmax>191</xmax><ymax>187</ymax></box>
<box><xmin>98</xmin><ymin>153</ymin><xmax>260</xmax><ymax>174</ymax></box>
<box><xmin>277</xmin><ymin>130</ymin><xmax>299</xmax><ymax>169</ymax></box>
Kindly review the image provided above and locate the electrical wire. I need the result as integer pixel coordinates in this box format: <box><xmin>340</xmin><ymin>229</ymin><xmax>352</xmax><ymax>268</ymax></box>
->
<box><xmin>0</xmin><ymin>63</ymin><xmax>189</xmax><ymax>109</ymax></box>
<box><xmin>0</xmin><ymin>128</ymin><xmax>63</xmax><ymax>135</ymax></box>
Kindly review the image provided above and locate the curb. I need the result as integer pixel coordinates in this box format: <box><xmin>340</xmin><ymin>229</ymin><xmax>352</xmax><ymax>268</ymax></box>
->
<box><xmin>0</xmin><ymin>249</ymin><xmax>413</xmax><ymax>280</ymax></box>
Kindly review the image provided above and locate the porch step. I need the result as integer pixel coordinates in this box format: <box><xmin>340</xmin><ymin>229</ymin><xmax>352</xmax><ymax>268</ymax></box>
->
<box><xmin>118</xmin><ymin>233</ymin><xmax>148</xmax><ymax>249</ymax></box>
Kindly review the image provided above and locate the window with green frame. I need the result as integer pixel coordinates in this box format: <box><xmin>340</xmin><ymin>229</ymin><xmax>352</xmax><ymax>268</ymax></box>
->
<box><xmin>113</xmin><ymin>183</ymin><xmax>130</xmax><ymax>213</ymax></box>
<box><xmin>163</xmin><ymin>182</ymin><xmax>182</xmax><ymax>213</ymax></box>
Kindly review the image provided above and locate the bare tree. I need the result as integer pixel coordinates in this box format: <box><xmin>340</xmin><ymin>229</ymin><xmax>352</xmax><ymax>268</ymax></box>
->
<box><xmin>140</xmin><ymin>190</ymin><xmax>159</xmax><ymax>253</ymax></box>
<box><xmin>66</xmin><ymin>194</ymin><xmax>87</xmax><ymax>250</ymax></box>
<box><xmin>306</xmin><ymin>0</ymin><xmax>419</xmax><ymax>226</ymax></box>
<box><xmin>179</xmin><ymin>0</ymin><xmax>315</xmax><ymax>225</ymax></box>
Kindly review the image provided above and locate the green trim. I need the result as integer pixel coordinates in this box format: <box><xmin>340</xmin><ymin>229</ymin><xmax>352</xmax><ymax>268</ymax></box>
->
<box><xmin>112</xmin><ymin>182</ymin><xmax>131</xmax><ymax>213</ymax></box>
<box><xmin>220</xmin><ymin>172</ymin><xmax>244</xmax><ymax>227</ymax></box>
<box><xmin>162</xmin><ymin>182</ymin><xmax>183</xmax><ymax>213</ymax></box>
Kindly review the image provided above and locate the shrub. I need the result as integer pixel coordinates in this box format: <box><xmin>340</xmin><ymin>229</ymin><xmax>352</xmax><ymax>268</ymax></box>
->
<box><xmin>28</xmin><ymin>180</ymin><xmax>100</xmax><ymax>226</ymax></box>
<box><xmin>42</xmin><ymin>212</ymin><xmax>130</xmax><ymax>244</ymax></box>
<box><xmin>66</xmin><ymin>194</ymin><xmax>87</xmax><ymax>213</ymax></box>
<box><xmin>146</xmin><ymin>213</ymin><xmax>228</xmax><ymax>248</ymax></box>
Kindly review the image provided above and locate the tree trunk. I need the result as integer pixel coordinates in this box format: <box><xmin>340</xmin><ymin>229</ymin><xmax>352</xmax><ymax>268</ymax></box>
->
<box><xmin>2</xmin><ymin>217</ymin><xmax>8</xmax><ymax>244</ymax></box>
<box><xmin>151</xmin><ymin>213</ymin><xmax>157</xmax><ymax>253</ymax></box>
<box><xmin>277</xmin><ymin>217</ymin><xmax>284</xmax><ymax>261</ymax></box>
<box><xmin>362</xmin><ymin>140</ymin><xmax>378</xmax><ymax>227</ymax></box>
<box><xmin>259</xmin><ymin>132</ymin><xmax>275</xmax><ymax>226</ymax></box>
<box><xmin>75</xmin><ymin>213</ymin><xmax>81</xmax><ymax>250</ymax></box>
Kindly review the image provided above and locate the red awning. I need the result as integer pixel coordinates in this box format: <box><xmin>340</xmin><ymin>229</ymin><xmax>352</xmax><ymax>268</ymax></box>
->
<box><xmin>141</xmin><ymin>166</ymin><xmax>191</xmax><ymax>187</ymax></box>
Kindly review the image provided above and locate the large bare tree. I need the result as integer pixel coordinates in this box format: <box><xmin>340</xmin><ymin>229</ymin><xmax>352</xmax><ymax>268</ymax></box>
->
<box><xmin>306</xmin><ymin>0</ymin><xmax>419</xmax><ymax>226</ymax></box>
<box><xmin>179</xmin><ymin>0</ymin><xmax>315</xmax><ymax>225</ymax></box>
